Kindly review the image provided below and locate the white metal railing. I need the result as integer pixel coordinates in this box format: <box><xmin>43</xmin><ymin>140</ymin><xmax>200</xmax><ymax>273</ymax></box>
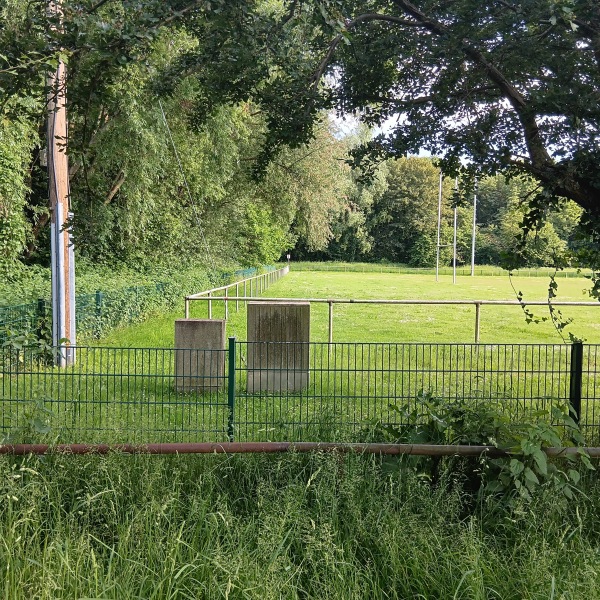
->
<box><xmin>186</xmin><ymin>295</ymin><xmax>599</xmax><ymax>343</ymax></box>
<box><xmin>184</xmin><ymin>266</ymin><xmax>289</xmax><ymax>319</ymax></box>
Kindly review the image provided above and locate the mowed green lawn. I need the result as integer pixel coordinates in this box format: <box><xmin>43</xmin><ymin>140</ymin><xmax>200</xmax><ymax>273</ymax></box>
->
<box><xmin>105</xmin><ymin>270</ymin><xmax>600</xmax><ymax>346</ymax></box>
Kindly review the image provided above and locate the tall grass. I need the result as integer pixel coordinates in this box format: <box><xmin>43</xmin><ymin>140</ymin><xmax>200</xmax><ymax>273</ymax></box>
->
<box><xmin>1</xmin><ymin>451</ymin><xmax>599</xmax><ymax>599</ymax></box>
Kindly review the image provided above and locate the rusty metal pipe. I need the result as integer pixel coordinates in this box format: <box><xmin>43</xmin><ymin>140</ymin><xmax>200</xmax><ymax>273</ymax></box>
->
<box><xmin>1</xmin><ymin>442</ymin><xmax>599</xmax><ymax>457</ymax></box>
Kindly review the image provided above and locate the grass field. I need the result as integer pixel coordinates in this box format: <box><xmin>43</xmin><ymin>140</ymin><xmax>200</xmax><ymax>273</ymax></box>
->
<box><xmin>3</xmin><ymin>268</ymin><xmax>600</xmax><ymax>598</ymax></box>
<box><xmin>3</xmin><ymin>269</ymin><xmax>599</xmax><ymax>446</ymax></box>
<box><xmin>104</xmin><ymin>269</ymin><xmax>600</xmax><ymax>346</ymax></box>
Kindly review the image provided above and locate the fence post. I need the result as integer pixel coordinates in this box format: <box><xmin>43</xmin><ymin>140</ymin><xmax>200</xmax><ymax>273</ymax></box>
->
<box><xmin>37</xmin><ymin>298</ymin><xmax>47</xmax><ymax>340</ymax></box>
<box><xmin>474</xmin><ymin>302</ymin><xmax>481</xmax><ymax>343</ymax></box>
<box><xmin>569</xmin><ymin>341</ymin><xmax>583</xmax><ymax>424</ymax></box>
<box><xmin>227</xmin><ymin>336</ymin><xmax>236</xmax><ymax>441</ymax></box>
<box><xmin>95</xmin><ymin>291</ymin><xmax>103</xmax><ymax>339</ymax></box>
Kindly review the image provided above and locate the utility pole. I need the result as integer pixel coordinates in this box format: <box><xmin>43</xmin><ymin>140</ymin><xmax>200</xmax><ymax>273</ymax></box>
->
<box><xmin>453</xmin><ymin>177</ymin><xmax>458</xmax><ymax>285</ymax></box>
<box><xmin>435</xmin><ymin>171</ymin><xmax>443</xmax><ymax>282</ymax></box>
<box><xmin>47</xmin><ymin>0</ymin><xmax>75</xmax><ymax>366</ymax></box>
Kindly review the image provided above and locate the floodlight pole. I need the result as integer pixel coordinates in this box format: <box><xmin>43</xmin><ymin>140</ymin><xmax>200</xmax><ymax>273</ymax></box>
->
<box><xmin>47</xmin><ymin>0</ymin><xmax>76</xmax><ymax>366</ymax></box>
<box><xmin>453</xmin><ymin>177</ymin><xmax>458</xmax><ymax>285</ymax></box>
<box><xmin>435</xmin><ymin>171</ymin><xmax>442</xmax><ymax>282</ymax></box>
<box><xmin>470</xmin><ymin>178</ymin><xmax>478</xmax><ymax>277</ymax></box>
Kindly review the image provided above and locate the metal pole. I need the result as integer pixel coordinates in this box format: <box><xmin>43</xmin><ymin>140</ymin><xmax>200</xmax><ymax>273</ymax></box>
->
<box><xmin>453</xmin><ymin>207</ymin><xmax>457</xmax><ymax>285</ymax></box>
<box><xmin>436</xmin><ymin>170</ymin><xmax>442</xmax><ymax>282</ymax></box>
<box><xmin>227</xmin><ymin>336</ymin><xmax>236</xmax><ymax>441</ymax></box>
<box><xmin>474</xmin><ymin>302</ymin><xmax>481</xmax><ymax>343</ymax></box>
<box><xmin>236</xmin><ymin>283</ymin><xmax>239</xmax><ymax>312</ymax></box>
<box><xmin>452</xmin><ymin>177</ymin><xmax>458</xmax><ymax>285</ymax></box>
<box><xmin>184</xmin><ymin>297</ymin><xmax>190</xmax><ymax>319</ymax></box>
<box><xmin>3</xmin><ymin>442</ymin><xmax>600</xmax><ymax>458</ymax></box>
<box><xmin>328</xmin><ymin>301</ymin><xmax>334</xmax><ymax>345</ymax></box>
<box><xmin>471</xmin><ymin>178</ymin><xmax>477</xmax><ymax>277</ymax></box>
<box><xmin>569</xmin><ymin>341</ymin><xmax>583</xmax><ymax>424</ymax></box>
<box><xmin>208</xmin><ymin>291</ymin><xmax>212</xmax><ymax>319</ymax></box>
<box><xmin>47</xmin><ymin>0</ymin><xmax>75</xmax><ymax>365</ymax></box>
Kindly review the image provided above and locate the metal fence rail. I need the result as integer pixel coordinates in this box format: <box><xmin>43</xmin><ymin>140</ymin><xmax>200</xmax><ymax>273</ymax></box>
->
<box><xmin>0</xmin><ymin>266</ymin><xmax>277</xmax><ymax>343</ymax></box>
<box><xmin>1</xmin><ymin>341</ymin><xmax>598</xmax><ymax>445</ymax></box>
<box><xmin>185</xmin><ymin>266</ymin><xmax>289</xmax><ymax>319</ymax></box>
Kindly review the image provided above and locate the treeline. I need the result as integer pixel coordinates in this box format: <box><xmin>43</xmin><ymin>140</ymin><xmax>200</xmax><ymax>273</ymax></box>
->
<box><xmin>1</xmin><ymin>11</ymin><xmax>357</xmax><ymax>281</ymax></box>
<box><xmin>296</xmin><ymin>157</ymin><xmax>584</xmax><ymax>269</ymax></box>
<box><xmin>0</xmin><ymin>4</ymin><xmax>588</xmax><ymax>284</ymax></box>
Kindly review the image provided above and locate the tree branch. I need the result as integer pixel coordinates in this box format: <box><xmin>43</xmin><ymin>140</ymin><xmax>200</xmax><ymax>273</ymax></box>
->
<box><xmin>104</xmin><ymin>171</ymin><xmax>125</xmax><ymax>205</ymax></box>
<box><xmin>390</xmin><ymin>0</ymin><xmax>553</xmax><ymax>172</ymax></box>
<box><xmin>310</xmin><ymin>12</ymin><xmax>421</xmax><ymax>86</ymax></box>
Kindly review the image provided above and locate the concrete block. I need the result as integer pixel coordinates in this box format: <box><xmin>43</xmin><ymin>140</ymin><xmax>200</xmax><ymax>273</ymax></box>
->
<box><xmin>247</xmin><ymin>302</ymin><xmax>310</xmax><ymax>392</ymax></box>
<box><xmin>174</xmin><ymin>319</ymin><xmax>226</xmax><ymax>391</ymax></box>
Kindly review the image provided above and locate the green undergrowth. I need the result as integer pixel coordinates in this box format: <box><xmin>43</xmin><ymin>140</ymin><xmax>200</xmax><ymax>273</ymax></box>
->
<box><xmin>0</xmin><ymin>259</ymin><xmax>237</xmax><ymax>307</ymax></box>
<box><xmin>0</xmin><ymin>450</ymin><xmax>599</xmax><ymax>599</ymax></box>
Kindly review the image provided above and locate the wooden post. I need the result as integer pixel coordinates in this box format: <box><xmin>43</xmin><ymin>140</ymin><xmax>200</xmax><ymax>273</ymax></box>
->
<box><xmin>47</xmin><ymin>0</ymin><xmax>75</xmax><ymax>366</ymax></box>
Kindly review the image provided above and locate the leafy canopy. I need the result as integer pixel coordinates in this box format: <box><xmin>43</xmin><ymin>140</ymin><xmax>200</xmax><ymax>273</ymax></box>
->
<box><xmin>183</xmin><ymin>1</ymin><xmax>600</xmax><ymax>235</ymax></box>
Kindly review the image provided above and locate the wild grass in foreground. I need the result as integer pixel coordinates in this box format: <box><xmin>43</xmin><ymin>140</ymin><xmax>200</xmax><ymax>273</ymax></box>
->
<box><xmin>0</xmin><ymin>451</ymin><xmax>599</xmax><ymax>599</ymax></box>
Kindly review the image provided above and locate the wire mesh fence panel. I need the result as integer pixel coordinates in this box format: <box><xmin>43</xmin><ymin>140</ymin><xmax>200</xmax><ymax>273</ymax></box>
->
<box><xmin>0</xmin><ymin>302</ymin><xmax>43</xmax><ymax>343</ymax></box>
<box><xmin>1</xmin><ymin>342</ymin><xmax>597</xmax><ymax>445</ymax></box>
<box><xmin>0</xmin><ymin>347</ymin><xmax>230</xmax><ymax>443</ymax></box>
<box><xmin>232</xmin><ymin>342</ymin><xmax>575</xmax><ymax>442</ymax></box>
<box><xmin>582</xmin><ymin>345</ymin><xmax>600</xmax><ymax>445</ymax></box>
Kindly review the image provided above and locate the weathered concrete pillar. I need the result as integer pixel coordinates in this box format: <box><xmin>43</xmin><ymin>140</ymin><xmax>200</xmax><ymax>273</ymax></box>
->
<box><xmin>247</xmin><ymin>302</ymin><xmax>310</xmax><ymax>392</ymax></box>
<box><xmin>174</xmin><ymin>319</ymin><xmax>226</xmax><ymax>391</ymax></box>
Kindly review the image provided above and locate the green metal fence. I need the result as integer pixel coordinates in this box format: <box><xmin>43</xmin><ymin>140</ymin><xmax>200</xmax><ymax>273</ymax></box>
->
<box><xmin>1</xmin><ymin>341</ymin><xmax>598</xmax><ymax>445</ymax></box>
<box><xmin>0</xmin><ymin>266</ymin><xmax>276</xmax><ymax>343</ymax></box>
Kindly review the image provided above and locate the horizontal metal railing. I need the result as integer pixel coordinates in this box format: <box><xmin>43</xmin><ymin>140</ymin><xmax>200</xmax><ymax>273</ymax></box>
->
<box><xmin>0</xmin><ymin>266</ymin><xmax>278</xmax><ymax>343</ymax></box>
<box><xmin>1</xmin><ymin>341</ymin><xmax>598</xmax><ymax>445</ymax></box>
<box><xmin>184</xmin><ymin>265</ymin><xmax>289</xmax><ymax>319</ymax></box>
<box><xmin>186</xmin><ymin>296</ymin><xmax>600</xmax><ymax>343</ymax></box>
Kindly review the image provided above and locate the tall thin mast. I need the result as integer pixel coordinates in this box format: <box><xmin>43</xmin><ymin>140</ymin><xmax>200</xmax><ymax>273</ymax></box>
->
<box><xmin>470</xmin><ymin>178</ymin><xmax>478</xmax><ymax>277</ymax></box>
<box><xmin>47</xmin><ymin>0</ymin><xmax>75</xmax><ymax>365</ymax></box>
<box><xmin>435</xmin><ymin>171</ymin><xmax>442</xmax><ymax>282</ymax></box>
<box><xmin>453</xmin><ymin>177</ymin><xmax>458</xmax><ymax>285</ymax></box>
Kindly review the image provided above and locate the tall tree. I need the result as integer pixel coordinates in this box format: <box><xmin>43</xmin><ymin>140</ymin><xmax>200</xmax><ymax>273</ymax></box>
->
<box><xmin>180</xmin><ymin>0</ymin><xmax>600</xmax><ymax>249</ymax></box>
<box><xmin>369</xmin><ymin>157</ymin><xmax>451</xmax><ymax>266</ymax></box>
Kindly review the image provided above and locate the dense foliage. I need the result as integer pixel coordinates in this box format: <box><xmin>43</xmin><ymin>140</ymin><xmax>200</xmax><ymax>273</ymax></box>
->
<box><xmin>185</xmin><ymin>1</ymin><xmax>600</xmax><ymax>223</ymax></box>
<box><xmin>0</xmin><ymin>0</ymin><xmax>598</xmax><ymax>280</ymax></box>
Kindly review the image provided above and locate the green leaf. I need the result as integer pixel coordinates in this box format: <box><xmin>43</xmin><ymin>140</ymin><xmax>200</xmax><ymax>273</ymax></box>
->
<box><xmin>485</xmin><ymin>480</ymin><xmax>504</xmax><ymax>493</ymax></box>
<box><xmin>524</xmin><ymin>467</ymin><xmax>540</xmax><ymax>485</ymax></box>
<box><xmin>532</xmin><ymin>449</ymin><xmax>548</xmax><ymax>476</ymax></box>
<box><xmin>32</xmin><ymin>418</ymin><xmax>51</xmax><ymax>434</ymax></box>
<box><xmin>509</xmin><ymin>459</ymin><xmax>524</xmax><ymax>477</ymax></box>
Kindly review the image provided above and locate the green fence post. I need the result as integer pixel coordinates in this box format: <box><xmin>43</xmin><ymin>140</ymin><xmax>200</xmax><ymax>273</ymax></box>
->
<box><xmin>227</xmin><ymin>336</ymin><xmax>236</xmax><ymax>441</ymax></box>
<box><xmin>95</xmin><ymin>291</ymin><xmax>103</xmax><ymax>339</ymax></box>
<box><xmin>569</xmin><ymin>341</ymin><xmax>583</xmax><ymax>424</ymax></box>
